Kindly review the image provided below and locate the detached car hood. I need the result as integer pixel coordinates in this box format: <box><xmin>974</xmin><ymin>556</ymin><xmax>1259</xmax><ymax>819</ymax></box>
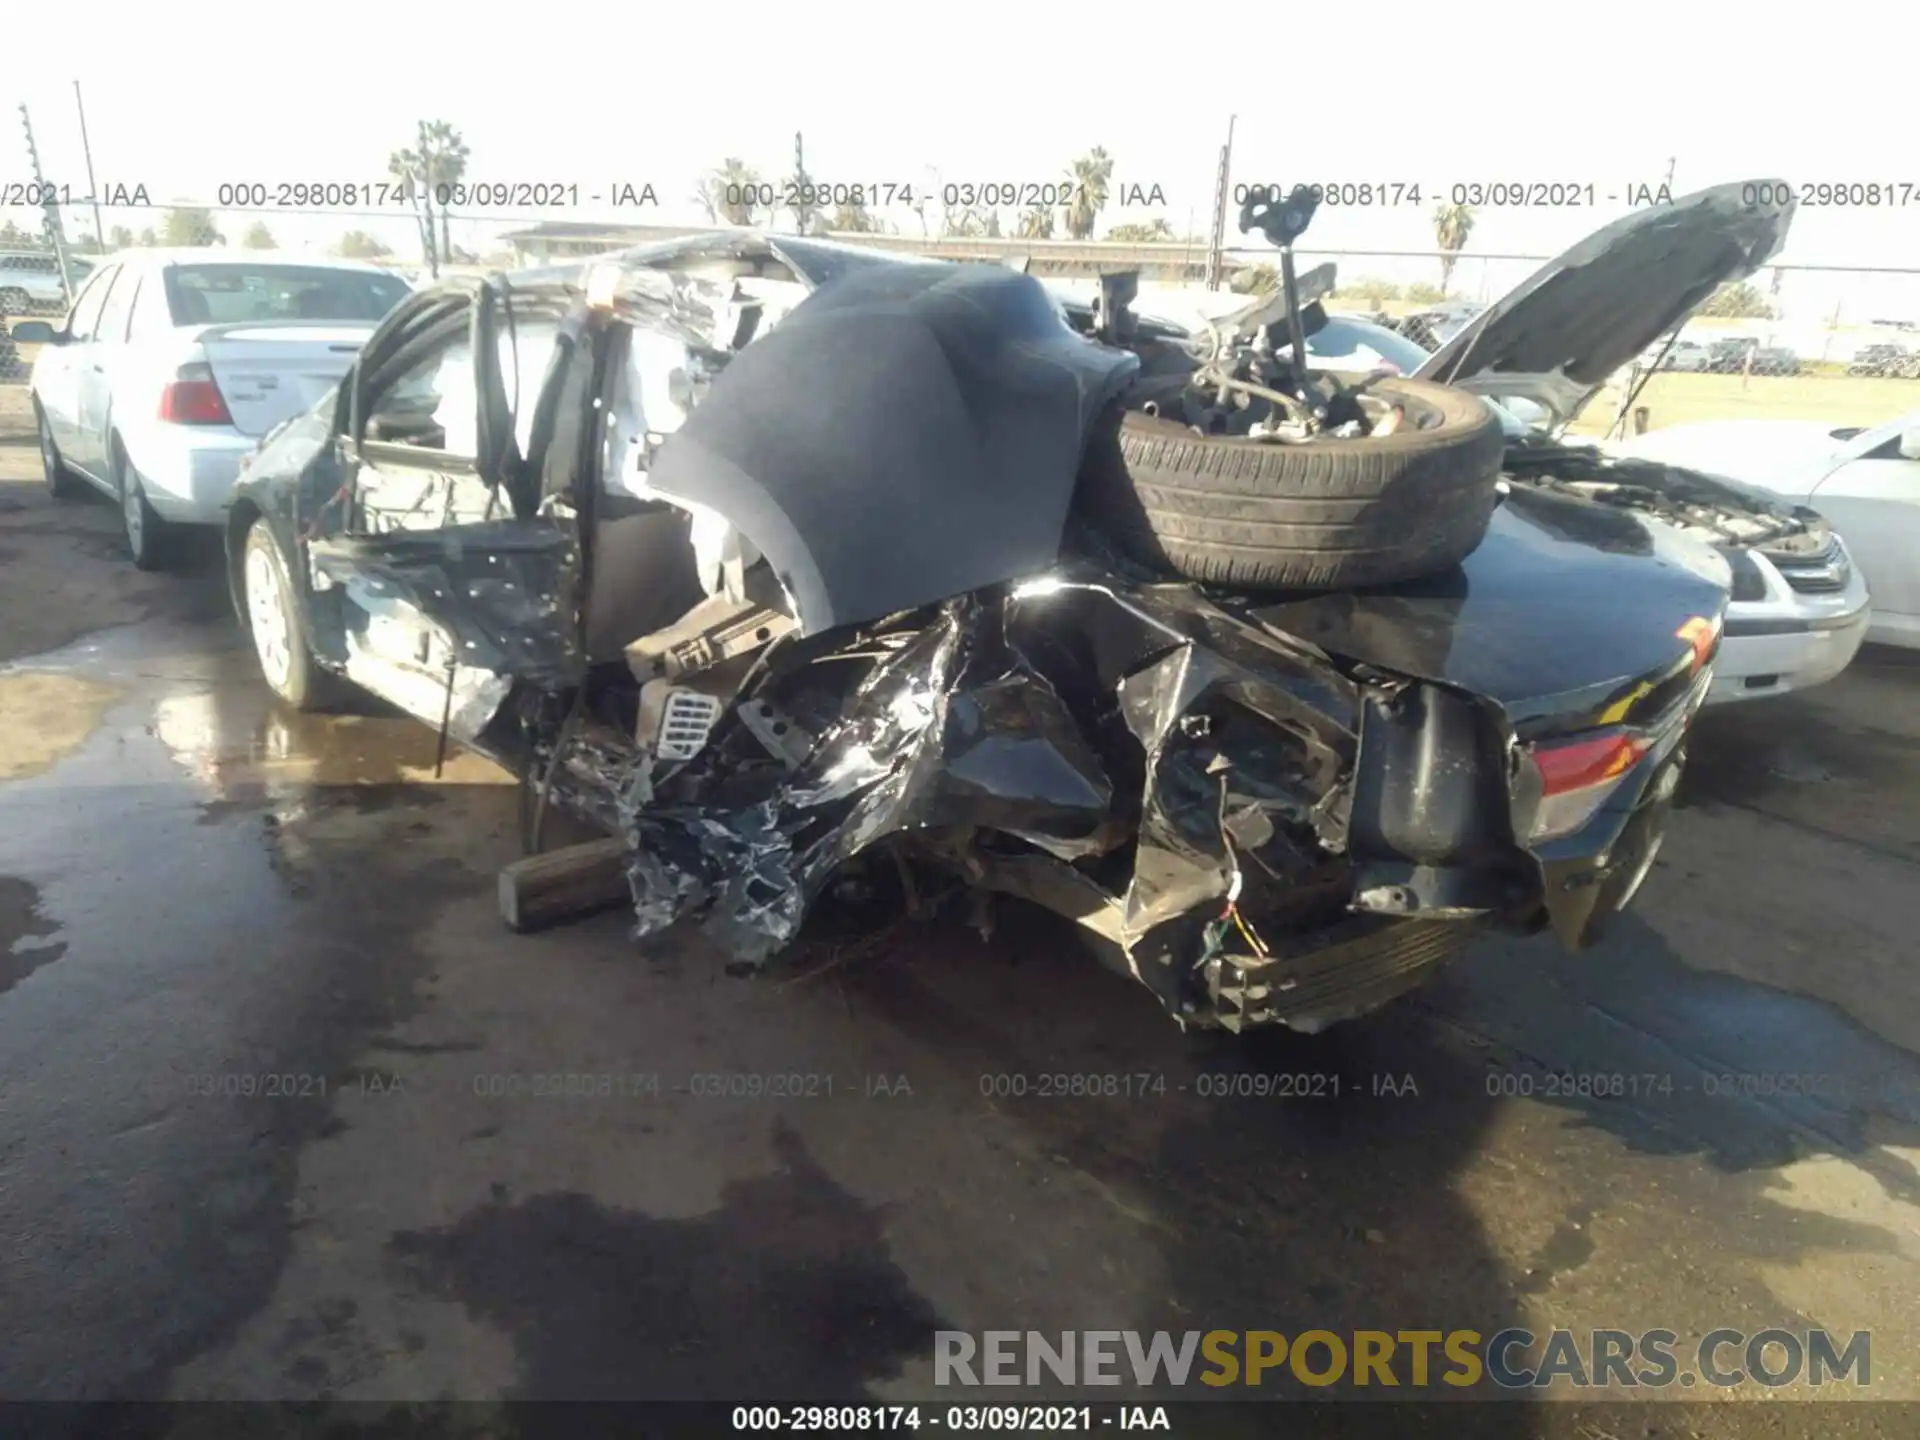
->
<box><xmin>1415</xmin><ymin>180</ymin><xmax>1796</xmax><ymax>428</ymax></box>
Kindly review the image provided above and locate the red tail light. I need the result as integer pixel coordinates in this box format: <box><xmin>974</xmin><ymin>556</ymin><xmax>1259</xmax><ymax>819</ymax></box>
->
<box><xmin>1533</xmin><ymin>730</ymin><xmax>1652</xmax><ymax>796</ymax></box>
<box><xmin>159</xmin><ymin>361</ymin><xmax>232</xmax><ymax>425</ymax></box>
<box><xmin>1525</xmin><ymin>728</ymin><xmax>1653</xmax><ymax>841</ymax></box>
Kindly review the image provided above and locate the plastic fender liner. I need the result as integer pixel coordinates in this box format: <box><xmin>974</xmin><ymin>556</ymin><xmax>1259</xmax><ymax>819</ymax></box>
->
<box><xmin>1346</xmin><ymin>680</ymin><xmax>1537</xmax><ymax>920</ymax></box>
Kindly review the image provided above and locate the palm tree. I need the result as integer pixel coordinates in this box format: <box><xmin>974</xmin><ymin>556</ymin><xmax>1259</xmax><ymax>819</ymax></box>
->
<box><xmin>388</xmin><ymin>122</ymin><xmax>469</xmax><ymax>271</ymax></box>
<box><xmin>1431</xmin><ymin>202</ymin><xmax>1477</xmax><ymax>294</ymax></box>
<box><xmin>695</xmin><ymin>159</ymin><xmax>765</xmax><ymax>227</ymax></box>
<box><xmin>418</xmin><ymin>121</ymin><xmax>470</xmax><ymax>266</ymax></box>
<box><xmin>1063</xmin><ymin>147</ymin><xmax>1114</xmax><ymax>240</ymax></box>
<box><xmin>1017</xmin><ymin>204</ymin><xmax>1055</xmax><ymax>240</ymax></box>
<box><xmin>389</xmin><ymin>146</ymin><xmax>435</xmax><ymax>271</ymax></box>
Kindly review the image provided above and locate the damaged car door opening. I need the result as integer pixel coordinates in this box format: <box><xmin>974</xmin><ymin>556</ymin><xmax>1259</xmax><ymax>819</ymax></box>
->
<box><xmin>226</xmin><ymin>218</ymin><xmax>1740</xmax><ymax>1034</ymax></box>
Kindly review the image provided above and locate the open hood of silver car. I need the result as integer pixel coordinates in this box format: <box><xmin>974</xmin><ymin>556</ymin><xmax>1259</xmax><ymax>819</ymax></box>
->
<box><xmin>1413</xmin><ymin>181</ymin><xmax>1795</xmax><ymax>428</ymax></box>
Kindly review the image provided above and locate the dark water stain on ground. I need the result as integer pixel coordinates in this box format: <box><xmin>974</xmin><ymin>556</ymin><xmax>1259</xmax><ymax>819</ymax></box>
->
<box><xmin>0</xmin><ymin>874</ymin><xmax>66</xmax><ymax>995</ymax></box>
<box><xmin>386</xmin><ymin>1121</ymin><xmax>946</xmax><ymax>1403</ymax></box>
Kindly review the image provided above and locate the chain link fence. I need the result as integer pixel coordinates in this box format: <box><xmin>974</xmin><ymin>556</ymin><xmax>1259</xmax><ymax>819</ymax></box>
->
<box><xmin>7</xmin><ymin>196</ymin><xmax>1920</xmax><ymax>442</ymax></box>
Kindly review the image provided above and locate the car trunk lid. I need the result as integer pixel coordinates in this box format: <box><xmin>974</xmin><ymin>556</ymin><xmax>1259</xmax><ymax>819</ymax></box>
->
<box><xmin>192</xmin><ymin>322</ymin><xmax>372</xmax><ymax>436</ymax></box>
<box><xmin>1245</xmin><ymin>485</ymin><xmax>1731</xmax><ymax>739</ymax></box>
<box><xmin>1413</xmin><ymin>181</ymin><xmax>1796</xmax><ymax>429</ymax></box>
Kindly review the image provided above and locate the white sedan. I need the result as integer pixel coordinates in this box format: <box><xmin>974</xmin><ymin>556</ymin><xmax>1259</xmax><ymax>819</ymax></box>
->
<box><xmin>1612</xmin><ymin>411</ymin><xmax>1920</xmax><ymax>650</ymax></box>
<box><xmin>12</xmin><ymin>249</ymin><xmax>410</xmax><ymax>569</ymax></box>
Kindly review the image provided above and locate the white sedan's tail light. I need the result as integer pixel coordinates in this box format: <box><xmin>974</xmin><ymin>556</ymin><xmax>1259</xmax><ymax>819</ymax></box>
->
<box><xmin>158</xmin><ymin>360</ymin><xmax>233</xmax><ymax>425</ymax></box>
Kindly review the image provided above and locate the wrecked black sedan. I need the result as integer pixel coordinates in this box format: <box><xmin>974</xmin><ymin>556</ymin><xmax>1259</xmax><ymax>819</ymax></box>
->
<box><xmin>223</xmin><ymin>226</ymin><xmax>1726</xmax><ymax>1033</ymax></box>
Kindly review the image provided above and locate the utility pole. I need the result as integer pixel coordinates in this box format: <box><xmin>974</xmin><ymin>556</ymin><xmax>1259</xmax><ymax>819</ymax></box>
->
<box><xmin>73</xmin><ymin>81</ymin><xmax>105</xmax><ymax>253</ymax></box>
<box><xmin>1205</xmin><ymin>115</ymin><xmax>1236</xmax><ymax>292</ymax></box>
<box><xmin>1663</xmin><ymin>156</ymin><xmax>1676</xmax><ymax>190</ymax></box>
<box><xmin>18</xmin><ymin>105</ymin><xmax>73</xmax><ymax>301</ymax></box>
<box><xmin>793</xmin><ymin>130</ymin><xmax>808</xmax><ymax>235</ymax></box>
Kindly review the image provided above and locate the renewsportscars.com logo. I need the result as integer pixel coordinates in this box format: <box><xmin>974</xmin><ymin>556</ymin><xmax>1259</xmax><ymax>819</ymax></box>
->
<box><xmin>934</xmin><ymin>1328</ymin><xmax>1871</xmax><ymax>1391</ymax></box>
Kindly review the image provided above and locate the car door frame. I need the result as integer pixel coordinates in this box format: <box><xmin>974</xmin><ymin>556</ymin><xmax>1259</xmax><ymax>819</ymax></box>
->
<box><xmin>299</xmin><ymin>278</ymin><xmax>594</xmax><ymax>732</ymax></box>
<box><xmin>77</xmin><ymin>260</ymin><xmax>140</xmax><ymax>478</ymax></box>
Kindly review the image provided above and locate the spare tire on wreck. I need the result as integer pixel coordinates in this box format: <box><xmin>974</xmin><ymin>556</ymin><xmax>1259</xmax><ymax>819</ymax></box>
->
<box><xmin>1075</xmin><ymin>377</ymin><xmax>1507</xmax><ymax>592</ymax></box>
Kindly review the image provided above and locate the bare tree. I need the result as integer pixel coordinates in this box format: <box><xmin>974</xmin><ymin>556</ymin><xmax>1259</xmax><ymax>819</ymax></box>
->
<box><xmin>829</xmin><ymin>199</ymin><xmax>880</xmax><ymax>232</ymax></box>
<box><xmin>695</xmin><ymin>159</ymin><xmax>767</xmax><ymax>226</ymax></box>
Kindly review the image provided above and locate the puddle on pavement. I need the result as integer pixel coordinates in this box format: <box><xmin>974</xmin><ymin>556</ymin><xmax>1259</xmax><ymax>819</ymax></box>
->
<box><xmin>0</xmin><ymin>616</ymin><xmax>525</xmax><ymax>1402</ymax></box>
<box><xmin>0</xmin><ymin>672</ymin><xmax>124</xmax><ymax>782</ymax></box>
<box><xmin>150</xmin><ymin>692</ymin><xmax>512</xmax><ymax>806</ymax></box>
<box><xmin>5</xmin><ymin>615</ymin><xmax>512</xmax><ymax>806</ymax></box>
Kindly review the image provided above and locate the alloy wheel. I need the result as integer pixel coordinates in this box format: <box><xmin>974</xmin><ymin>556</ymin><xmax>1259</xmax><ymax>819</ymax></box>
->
<box><xmin>121</xmin><ymin>468</ymin><xmax>146</xmax><ymax>557</ymax></box>
<box><xmin>246</xmin><ymin>543</ymin><xmax>294</xmax><ymax>695</ymax></box>
<box><xmin>37</xmin><ymin>412</ymin><xmax>62</xmax><ymax>493</ymax></box>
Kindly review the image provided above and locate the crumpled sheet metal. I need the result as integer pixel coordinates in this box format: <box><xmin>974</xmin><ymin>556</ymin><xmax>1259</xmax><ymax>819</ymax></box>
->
<box><xmin>600</xmin><ymin>265</ymin><xmax>735</xmax><ymax>353</ymax></box>
<box><xmin>620</xmin><ymin>597</ymin><xmax>1117</xmax><ymax>963</ymax></box>
<box><xmin>613</xmin><ymin>578</ymin><xmax>1362</xmax><ymax>1016</ymax></box>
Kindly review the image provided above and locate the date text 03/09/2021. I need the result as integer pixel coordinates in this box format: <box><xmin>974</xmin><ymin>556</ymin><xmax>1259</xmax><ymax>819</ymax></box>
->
<box><xmin>730</xmin><ymin>1405</ymin><xmax>1171</xmax><ymax>1432</ymax></box>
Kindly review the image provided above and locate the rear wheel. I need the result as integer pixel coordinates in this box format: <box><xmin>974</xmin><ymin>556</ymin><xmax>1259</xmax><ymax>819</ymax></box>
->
<box><xmin>0</xmin><ymin>286</ymin><xmax>30</xmax><ymax>317</ymax></box>
<box><xmin>34</xmin><ymin>401</ymin><xmax>82</xmax><ymax>500</ymax></box>
<box><xmin>112</xmin><ymin>439</ymin><xmax>176</xmax><ymax>571</ymax></box>
<box><xmin>242</xmin><ymin>519</ymin><xmax>342</xmax><ymax>711</ymax></box>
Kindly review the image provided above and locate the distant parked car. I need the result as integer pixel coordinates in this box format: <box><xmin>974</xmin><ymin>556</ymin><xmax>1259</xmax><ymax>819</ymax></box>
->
<box><xmin>1848</xmin><ymin>344</ymin><xmax>1920</xmax><ymax>378</ymax></box>
<box><xmin>12</xmin><ymin>249</ymin><xmax>412</xmax><ymax>568</ymax></box>
<box><xmin>1703</xmin><ymin>337</ymin><xmax>1798</xmax><ymax>375</ymax></box>
<box><xmin>1641</xmin><ymin>339</ymin><xmax>1711</xmax><ymax>372</ymax></box>
<box><xmin>1704</xmin><ymin>337</ymin><xmax>1759</xmax><ymax>372</ymax></box>
<box><xmin>0</xmin><ymin>251</ymin><xmax>92</xmax><ymax>317</ymax></box>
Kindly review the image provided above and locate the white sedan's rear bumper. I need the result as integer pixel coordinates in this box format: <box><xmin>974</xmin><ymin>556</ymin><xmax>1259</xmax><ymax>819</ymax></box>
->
<box><xmin>122</xmin><ymin>420</ymin><xmax>257</xmax><ymax>525</ymax></box>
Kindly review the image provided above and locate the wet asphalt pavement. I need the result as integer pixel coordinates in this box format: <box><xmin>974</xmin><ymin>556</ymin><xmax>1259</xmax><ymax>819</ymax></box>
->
<box><xmin>3</xmin><ymin>413</ymin><xmax>1920</xmax><ymax>1435</ymax></box>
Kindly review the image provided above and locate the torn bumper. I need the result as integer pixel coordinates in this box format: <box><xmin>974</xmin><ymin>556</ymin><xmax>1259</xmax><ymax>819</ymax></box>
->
<box><xmin>569</xmin><ymin>573</ymin><xmax>1576</xmax><ymax>1032</ymax></box>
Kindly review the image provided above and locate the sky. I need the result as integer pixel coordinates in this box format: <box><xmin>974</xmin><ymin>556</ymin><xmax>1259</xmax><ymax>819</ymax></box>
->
<box><xmin>6</xmin><ymin>0</ymin><xmax>1917</xmax><ymax>320</ymax></box>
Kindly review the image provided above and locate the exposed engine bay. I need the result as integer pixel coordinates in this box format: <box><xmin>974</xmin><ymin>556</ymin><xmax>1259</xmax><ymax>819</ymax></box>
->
<box><xmin>1500</xmin><ymin>436</ymin><xmax>1833</xmax><ymax>559</ymax></box>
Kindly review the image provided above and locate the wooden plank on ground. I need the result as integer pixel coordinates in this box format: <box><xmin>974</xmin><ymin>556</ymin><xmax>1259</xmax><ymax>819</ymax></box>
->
<box><xmin>499</xmin><ymin>837</ymin><xmax>632</xmax><ymax>933</ymax></box>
